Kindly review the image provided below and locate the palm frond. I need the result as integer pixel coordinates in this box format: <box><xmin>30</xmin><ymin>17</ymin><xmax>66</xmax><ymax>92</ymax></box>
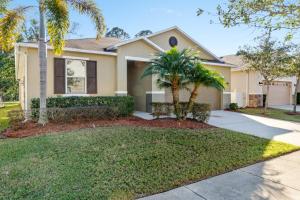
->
<box><xmin>189</xmin><ymin>63</ymin><xmax>226</xmax><ymax>90</ymax></box>
<box><xmin>45</xmin><ymin>0</ymin><xmax>70</xmax><ymax>55</ymax></box>
<box><xmin>0</xmin><ymin>6</ymin><xmax>31</xmax><ymax>52</ymax></box>
<box><xmin>67</xmin><ymin>0</ymin><xmax>106</xmax><ymax>38</ymax></box>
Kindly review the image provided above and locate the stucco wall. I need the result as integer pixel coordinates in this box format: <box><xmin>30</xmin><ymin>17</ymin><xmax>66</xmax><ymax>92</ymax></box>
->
<box><xmin>164</xmin><ymin>65</ymin><xmax>231</xmax><ymax>110</ymax></box>
<box><xmin>127</xmin><ymin>61</ymin><xmax>152</xmax><ymax>112</ymax></box>
<box><xmin>116</xmin><ymin>40</ymin><xmax>159</xmax><ymax>92</ymax></box>
<box><xmin>148</xmin><ymin>29</ymin><xmax>215</xmax><ymax>61</ymax></box>
<box><xmin>21</xmin><ymin>47</ymin><xmax>117</xmax><ymax>109</ymax></box>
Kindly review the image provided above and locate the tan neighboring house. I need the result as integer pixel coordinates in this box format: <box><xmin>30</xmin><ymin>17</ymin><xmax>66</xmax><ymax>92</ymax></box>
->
<box><xmin>15</xmin><ymin>26</ymin><xmax>234</xmax><ymax>112</ymax></box>
<box><xmin>222</xmin><ymin>55</ymin><xmax>297</xmax><ymax>108</ymax></box>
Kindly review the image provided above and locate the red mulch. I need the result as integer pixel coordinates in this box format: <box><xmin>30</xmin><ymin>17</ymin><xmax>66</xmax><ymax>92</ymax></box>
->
<box><xmin>286</xmin><ymin>112</ymin><xmax>300</xmax><ymax>115</ymax></box>
<box><xmin>3</xmin><ymin>117</ymin><xmax>213</xmax><ymax>138</ymax></box>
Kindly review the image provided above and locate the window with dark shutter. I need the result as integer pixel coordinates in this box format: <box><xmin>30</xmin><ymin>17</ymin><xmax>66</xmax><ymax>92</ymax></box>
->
<box><xmin>86</xmin><ymin>61</ymin><xmax>97</xmax><ymax>94</ymax></box>
<box><xmin>54</xmin><ymin>58</ymin><xmax>66</xmax><ymax>94</ymax></box>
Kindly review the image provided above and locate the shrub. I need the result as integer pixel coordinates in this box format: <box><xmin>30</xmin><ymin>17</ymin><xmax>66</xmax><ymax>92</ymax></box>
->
<box><xmin>7</xmin><ymin>110</ymin><xmax>25</xmax><ymax>130</ymax></box>
<box><xmin>151</xmin><ymin>102</ymin><xmax>172</xmax><ymax>119</ymax></box>
<box><xmin>43</xmin><ymin>106</ymin><xmax>118</xmax><ymax>123</ymax></box>
<box><xmin>191</xmin><ymin>103</ymin><xmax>211</xmax><ymax>122</ymax></box>
<box><xmin>229</xmin><ymin>103</ymin><xmax>239</xmax><ymax>111</ymax></box>
<box><xmin>30</xmin><ymin>96</ymin><xmax>134</xmax><ymax>119</ymax></box>
<box><xmin>151</xmin><ymin>102</ymin><xmax>211</xmax><ymax>122</ymax></box>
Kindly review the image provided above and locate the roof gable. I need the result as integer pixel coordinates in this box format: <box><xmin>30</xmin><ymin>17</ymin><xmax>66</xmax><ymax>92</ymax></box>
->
<box><xmin>108</xmin><ymin>26</ymin><xmax>223</xmax><ymax>62</ymax></box>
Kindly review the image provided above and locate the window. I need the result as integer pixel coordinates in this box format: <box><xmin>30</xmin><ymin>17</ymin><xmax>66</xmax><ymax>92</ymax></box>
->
<box><xmin>66</xmin><ymin>59</ymin><xmax>87</xmax><ymax>94</ymax></box>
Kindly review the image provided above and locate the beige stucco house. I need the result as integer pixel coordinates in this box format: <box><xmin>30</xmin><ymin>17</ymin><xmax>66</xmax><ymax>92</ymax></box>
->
<box><xmin>15</xmin><ymin>26</ymin><xmax>234</xmax><ymax>112</ymax></box>
<box><xmin>222</xmin><ymin>55</ymin><xmax>297</xmax><ymax>107</ymax></box>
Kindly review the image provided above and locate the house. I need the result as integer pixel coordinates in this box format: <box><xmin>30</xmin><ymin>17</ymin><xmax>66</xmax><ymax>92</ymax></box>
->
<box><xmin>222</xmin><ymin>55</ymin><xmax>297</xmax><ymax>107</ymax></box>
<box><xmin>15</xmin><ymin>26</ymin><xmax>234</xmax><ymax>112</ymax></box>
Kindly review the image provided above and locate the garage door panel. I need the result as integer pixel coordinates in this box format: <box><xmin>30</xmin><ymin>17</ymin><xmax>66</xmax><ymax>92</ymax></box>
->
<box><xmin>179</xmin><ymin>85</ymin><xmax>221</xmax><ymax>110</ymax></box>
<box><xmin>263</xmin><ymin>82</ymin><xmax>291</xmax><ymax>106</ymax></box>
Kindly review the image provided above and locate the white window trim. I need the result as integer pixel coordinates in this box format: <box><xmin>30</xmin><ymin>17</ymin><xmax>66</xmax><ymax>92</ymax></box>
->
<box><xmin>115</xmin><ymin>91</ymin><xmax>128</xmax><ymax>95</ymax></box>
<box><xmin>125</xmin><ymin>56</ymin><xmax>150</xmax><ymax>62</ymax></box>
<box><xmin>62</xmin><ymin>56</ymin><xmax>90</xmax><ymax>61</ymax></box>
<box><xmin>65</xmin><ymin>58</ymin><xmax>87</xmax><ymax>95</ymax></box>
<box><xmin>146</xmin><ymin>91</ymin><xmax>165</xmax><ymax>94</ymax></box>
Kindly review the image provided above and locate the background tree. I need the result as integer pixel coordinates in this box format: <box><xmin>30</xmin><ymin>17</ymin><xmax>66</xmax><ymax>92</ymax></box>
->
<box><xmin>0</xmin><ymin>52</ymin><xmax>18</xmax><ymax>102</ymax></box>
<box><xmin>143</xmin><ymin>48</ymin><xmax>199</xmax><ymax>119</ymax></box>
<box><xmin>23</xmin><ymin>19</ymin><xmax>39</xmax><ymax>42</ymax></box>
<box><xmin>0</xmin><ymin>0</ymin><xmax>8</xmax><ymax>15</ymax></box>
<box><xmin>22</xmin><ymin>19</ymin><xmax>80</xmax><ymax>42</ymax></box>
<box><xmin>240</xmin><ymin>33</ymin><xmax>291</xmax><ymax>113</ymax></box>
<box><xmin>135</xmin><ymin>30</ymin><xmax>152</xmax><ymax>37</ymax></box>
<box><xmin>0</xmin><ymin>0</ymin><xmax>106</xmax><ymax>125</ymax></box>
<box><xmin>105</xmin><ymin>27</ymin><xmax>130</xmax><ymax>39</ymax></box>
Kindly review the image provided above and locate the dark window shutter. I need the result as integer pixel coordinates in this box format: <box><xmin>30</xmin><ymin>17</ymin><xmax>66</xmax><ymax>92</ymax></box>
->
<box><xmin>87</xmin><ymin>61</ymin><xmax>97</xmax><ymax>94</ymax></box>
<box><xmin>54</xmin><ymin>58</ymin><xmax>65</xmax><ymax>94</ymax></box>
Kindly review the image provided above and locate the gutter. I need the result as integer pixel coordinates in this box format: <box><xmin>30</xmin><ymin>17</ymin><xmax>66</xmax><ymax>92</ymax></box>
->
<box><xmin>16</xmin><ymin>43</ymin><xmax>118</xmax><ymax>56</ymax></box>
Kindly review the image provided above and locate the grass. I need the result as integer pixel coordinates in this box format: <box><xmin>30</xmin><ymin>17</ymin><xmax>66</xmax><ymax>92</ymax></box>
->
<box><xmin>237</xmin><ymin>107</ymin><xmax>300</xmax><ymax>123</ymax></box>
<box><xmin>0</xmin><ymin>126</ymin><xmax>298</xmax><ymax>199</ymax></box>
<box><xmin>0</xmin><ymin>102</ymin><xmax>20</xmax><ymax>132</ymax></box>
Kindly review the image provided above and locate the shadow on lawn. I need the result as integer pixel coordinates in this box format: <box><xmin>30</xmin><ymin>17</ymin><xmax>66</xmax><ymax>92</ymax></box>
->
<box><xmin>139</xmin><ymin>112</ymin><xmax>300</xmax><ymax>199</ymax></box>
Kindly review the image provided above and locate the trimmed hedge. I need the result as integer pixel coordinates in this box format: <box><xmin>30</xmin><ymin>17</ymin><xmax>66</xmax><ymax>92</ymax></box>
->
<box><xmin>151</xmin><ymin>102</ymin><xmax>211</xmax><ymax>122</ymax></box>
<box><xmin>30</xmin><ymin>96</ymin><xmax>134</xmax><ymax>118</ymax></box>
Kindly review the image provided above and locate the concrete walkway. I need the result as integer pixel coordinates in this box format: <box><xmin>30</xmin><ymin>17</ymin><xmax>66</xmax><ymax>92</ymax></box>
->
<box><xmin>208</xmin><ymin>111</ymin><xmax>300</xmax><ymax>146</ymax></box>
<box><xmin>140</xmin><ymin>151</ymin><xmax>300</xmax><ymax>200</ymax></box>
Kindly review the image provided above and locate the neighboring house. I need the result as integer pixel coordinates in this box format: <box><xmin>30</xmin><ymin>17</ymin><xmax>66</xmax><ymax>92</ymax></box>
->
<box><xmin>15</xmin><ymin>26</ymin><xmax>234</xmax><ymax>112</ymax></box>
<box><xmin>222</xmin><ymin>55</ymin><xmax>297</xmax><ymax>108</ymax></box>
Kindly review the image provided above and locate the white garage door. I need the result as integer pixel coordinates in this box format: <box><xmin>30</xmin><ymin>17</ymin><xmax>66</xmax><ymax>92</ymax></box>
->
<box><xmin>264</xmin><ymin>81</ymin><xmax>291</xmax><ymax>106</ymax></box>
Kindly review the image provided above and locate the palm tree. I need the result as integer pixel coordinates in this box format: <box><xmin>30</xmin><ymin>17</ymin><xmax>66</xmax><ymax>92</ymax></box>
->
<box><xmin>184</xmin><ymin>63</ymin><xmax>225</xmax><ymax>119</ymax></box>
<box><xmin>0</xmin><ymin>0</ymin><xmax>106</xmax><ymax>125</ymax></box>
<box><xmin>142</xmin><ymin>47</ymin><xmax>200</xmax><ymax>119</ymax></box>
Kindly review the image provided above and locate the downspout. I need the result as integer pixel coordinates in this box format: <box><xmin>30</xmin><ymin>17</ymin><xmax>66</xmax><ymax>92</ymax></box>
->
<box><xmin>246</xmin><ymin>71</ymin><xmax>250</xmax><ymax>107</ymax></box>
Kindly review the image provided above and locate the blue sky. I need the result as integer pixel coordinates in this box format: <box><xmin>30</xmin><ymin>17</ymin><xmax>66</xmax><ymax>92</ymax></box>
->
<box><xmin>9</xmin><ymin>0</ymin><xmax>290</xmax><ymax>56</ymax></box>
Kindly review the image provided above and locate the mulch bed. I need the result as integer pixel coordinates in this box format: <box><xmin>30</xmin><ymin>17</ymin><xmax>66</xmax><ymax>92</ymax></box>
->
<box><xmin>286</xmin><ymin>112</ymin><xmax>300</xmax><ymax>116</ymax></box>
<box><xmin>2</xmin><ymin>117</ymin><xmax>213</xmax><ymax>138</ymax></box>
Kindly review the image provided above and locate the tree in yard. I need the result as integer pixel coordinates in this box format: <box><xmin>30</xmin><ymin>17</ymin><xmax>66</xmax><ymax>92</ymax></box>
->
<box><xmin>239</xmin><ymin>33</ymin><xmax>291</xmax><ymax>113</ymax></box>
<box><xmin>215</xmin><ymin>0</ymin><xmax>300</xmax><ymax>31</ymax></box>
<box><xmin>0</xmin><ymin>0</ymin><xmax>106</xmax><ymax>125</ymax></box>
<box><xmin>184</xmin><ymin>63</ymin><xmax>225</xmax><ymax>119</ymax></box>
<box><xmin>142</xmin><ymin>48</ymin><xmax>200</xmax><ymax>119</ymax></box>
<box><xmin>285</xmin><ymin>48</ymin><xmax>300</xmax><ymax>113</ymax></box>
<box><xmin>105</xmin><ymin>27</ymin><xmax>130</xmax><ymax>39</ymax></box>
<box><xmin>135</xmin><ymin>30</ymin><xmax>153</xmax><ymax>37</ymax></box>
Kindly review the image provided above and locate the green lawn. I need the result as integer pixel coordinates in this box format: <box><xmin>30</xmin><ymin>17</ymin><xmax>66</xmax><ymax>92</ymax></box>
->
<box><xmin>0</xmin><ymin>126</ymin><xmax>298</xmax><ymax>199</ymax></box>
<box><xmin>0</xmin><ymin>102</ymin><xmax>20</xmax><ymax>132</ymax></box>
<box><xmin>237</xmin><ymin>107</ymin><xmax>300</xmax><ymax>122</ymax></box>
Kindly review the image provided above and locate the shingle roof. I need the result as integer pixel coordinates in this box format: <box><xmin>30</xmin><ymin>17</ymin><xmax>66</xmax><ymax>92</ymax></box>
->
<box><xmin>22</xmin><ymin>37</ymin><xmax>122</xmax><ymax>52</ymax></box>
<box><xmin>221</xmin><ymin>55</ymin><xmax>247</xmax><ymax>71</ymax></box>
<box><xmin>64</xmin><ymin>37</ymin><xmax>122</xmax><ymax>51</ymax></box>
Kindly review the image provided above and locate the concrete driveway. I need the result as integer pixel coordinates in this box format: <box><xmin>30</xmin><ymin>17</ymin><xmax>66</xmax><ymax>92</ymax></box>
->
<box><xmin>140</xmin><ymin>151</ymin><xmax>300</xmax><ymax>200</ymax></box>
<box><xmin>208</xmin><ymin>111</ymin><xmax>300</xmax><ymax>146</ymax></box>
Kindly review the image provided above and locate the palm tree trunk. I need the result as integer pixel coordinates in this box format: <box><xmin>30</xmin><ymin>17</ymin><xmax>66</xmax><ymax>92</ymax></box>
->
<box><xmin>264</xmin><ymin>83</ymin><xmax>270</xmax><ymax>114</ymax></box>
<box><xmin>171</xmin><ymin>78</ymin><xmax>180</xmax><ymax>119</ymax></box>
<box><xmin>293</xmin><ymin>76</ymin><xmax>300</xmax><ymax>113</ymax></box>
<box><xmin>38</xmin><ymin>4</ymin><xmax>48</xmax><ymax>125</ymax></box>
<box><xmin>184</xmin><ymin>84</ymin><xmax>200</xmax><ymax>119</ymax></box>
